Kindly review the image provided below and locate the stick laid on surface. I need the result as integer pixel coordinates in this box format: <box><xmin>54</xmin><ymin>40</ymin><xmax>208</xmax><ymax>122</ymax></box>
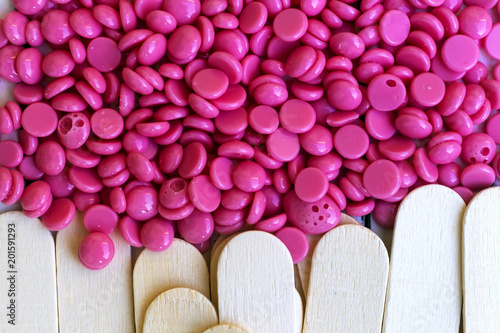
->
<box><xmin>382</xmin><ymin>185</ymin><xmax>465</xmax><ymax>332</ymax></box>
<box><xmin>463</xmin><ymin>187</ymin><xmax>500</xmax><ymax>332</ymax></box>
<box><xmin>0</xmin><ymin>211</ymin><xmax>58</xmax><ymax>332</ymax></box>
<box><xmin>56</xmin><ymin>212</ymin><xmax>134</xmax><ymax>333</ymax></box>
<box><xmin>203</xmin><ymin>324</ymin><xmax>248</xmax><ymax>332</ymax></box>
<box><xmin>303</xmin><ymin>224</ymin><xmax>389</xmax><ymax>332</ymax></box>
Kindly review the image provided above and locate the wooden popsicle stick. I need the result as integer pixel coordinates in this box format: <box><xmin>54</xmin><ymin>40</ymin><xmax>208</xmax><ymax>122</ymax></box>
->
<box><xmin>382</xmin><ymin>185</ymin><xmax>465</xmax><ymax>332</ymax></box>
<box><xmin>210</xmin><ymin>233</ymin><xmax>238</xmax><ymax>311</ymax></box>
<box><xmin>0</xmin><ymin>212</ymin><xmax>58</xmax><ymax>332</ymax></box>
<box><xmin>303</xmin><ymin>224</ymin><xmax>389</xmax><ymax>332</ymax></box>
<box><xmin>134</xmin><ymin>238</ymin><xmax>210</xmax><ymax>333</ymax></box>
<box><xmin>294</xmin><ymin>289</ymin><xmax>303</xmax><ymax>333</ymax></box>
<box><xmin>56</xmin><ymin>212</ymin><xmax>134</xmax><ymax>332</ymax></box>
<box><xmin>463</xmin><ymin>187</ymin><xmax>500</xmax><ymax>332</ymax></box>
<box><xmin>217</xmin><ymin>231</ymin><xmax>296</xmax><ymax>332</ymax></box>
<box><xmin>297</xmin><ymin>213</ymin><xmax>360</xmax><ymax>296</ymax></box>
<box><xmin>143</xmin><ymin>287</ymin><xmax>218</xmax><ymax>333</ymax></box>
<box><xmin>203</xmin><ymin>324</ymin><xmax>248</xmax><ymax>332</ymax></box>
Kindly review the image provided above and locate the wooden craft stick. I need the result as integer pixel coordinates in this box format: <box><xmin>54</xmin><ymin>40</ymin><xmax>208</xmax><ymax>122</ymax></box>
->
<box><xmin>303</xmin><ymin>224</ymin><xmax>389</xmax><ymax>332</ymax></box>
<box><xmin>0</xmin><ymin>212</ymin><xmax>57</xmax><ymax>332</ymax></box>
<box><xmin>134</xmin><ymin>238</ymin><xmax>210</xmax><ymax>333</ymax></box>
<box><xmin>294</xmin><ymin>289</ymin><xmax>303</xmax><ymax>333</ymax></box>
<box><xmin>297</xmin><ymin>213</ymin><xmax>360</xmax><ymax>296</ymax></box>
<box><xmin>463</xmin><ymin>187</ymin><xmax>500</xmax><ymax>332</ymax></box>
<box><xmin>56</xmin><ymin>212</ymin><xmax>134</xmax><ymax>333</ymax></box>
<box><xmin>217</xmin><ymin>231</ymin><xmax>296</xmax><ymax>332</ymax></box>
<box><xmin>143</xmin><ymin>287</ymin><xmax>218</xmax><ymax>333</ymax></box>
<box><xmin>203</xmin><ymin>324</ymin><xmax>248</xmax><ymax>332</ymax></box>
<box><xmin>209</xmin><ymin>233</ymin><xmax>238</xmax><ymax>311</ymax></box>
<box><xmin>382</xmin><ymin>185</ymin><xmax>465</xmax><ymax>332</ymax></box>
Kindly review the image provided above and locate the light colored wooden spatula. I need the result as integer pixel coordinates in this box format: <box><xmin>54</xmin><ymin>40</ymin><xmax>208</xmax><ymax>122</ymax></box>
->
<box><xmin>382</xmin><ymin>185</ymin><xmax>465</xmax><ymax>332</ymax></box>
<box><xmin>203</xmin><ymin>324</ymin><xmax>248</xmax><ymax>332</ymax></box>
<box><xmin>303</xmin><ymin>223</ymin><xmax>389</xmax><ymax>332</ymax></box>
<box><xmin>56</xmin><ymin>212</ymin><xmax>134</xmax><ymax>332</ymax></box>
<box><xmin>463</xmin><ymin>187</ymin><xmax>500</xmax><ymax>332</ymax></box>
<box><xmin>143</xmin><ymin>287</ymin><xmax>218</xmax><ymax>333</ymax></box>
<box><xmin>297</xmin><ymin>213</ymin><xmax>360</xmax><ymax>297</ymax></box>
<box><xmin>0</xmin><ymin>211</ymin><xmax>58</xmax><ymax>332</ymax></box>
<box><xmin>134</xmin><ymin>238</ymin><xmax>210</xmax><ymax>333</ymax></box>
<box><xmin>217</xmin><ymin>231</ymin><xmax>296</xmax><ymax>332</ymax></box>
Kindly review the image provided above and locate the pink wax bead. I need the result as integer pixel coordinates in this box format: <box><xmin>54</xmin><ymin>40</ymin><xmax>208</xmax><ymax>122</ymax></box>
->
<box><xmin>461</xmin><ymin>84</ymin><xmax>485</xmax><ymax>116</ymax></box>
<box><xmin>407</xmin><ymin>31</ymin><xmax>437</xmax><ymax>59</ymax></box>
<box><xmin>482</xmin><ymin>79</ymin><xmax>500</xmax><ymax>109</ymax></box>
<box><xmin>379</xmin><ymin>10</ymin><xmax>410</xmax><ymax>46</ymax></box>
<box><xmin>159</xmin><ymin>178</ymin><xmax>189</xmax><ymax>209</ymax></box>
<box><xmin>1</xmin><ymin>170</ymin><xmax>23</xmax><ymax>206</ymax></box>
<box><xmin>441</xmin><ymin>35</ymin><xmax>479</xmax><ymax>72</ymax></box>
<box><xmin>20</xmin><ymin>180</ymin><xmax>52</xmax><ymax>214</ymax></box>
<box><xmin>464</xmin><ymin>62</ymin><xmax>488</xmax><ymax>85</ymax></box>
<box><xmin>35</xmin><ymin>141</ymin><xmax>65</xmax><ymax>176</ymax></box>
<box><xmin>273</xmin><ymin>8</ymin><xmax>308</xmax><ymax>42</ymax></box>
<box><xmin>378</xmin><ymin>135</ymin><xmax>416</xmax><ymax>161</ymax></box>
<box><xmin>283</xmin><ymin>190</ymin><xmax>340</xmax><ymax>234</ymax></box>
<box><xmin>13</xmin><ymin>83</ymin><xmax>43</xmax><ymax>105</ymax></box>
<box><xmin>427</xmin><ymin>131</ymin><xmax>462</xmax><ymax>165</ymax></box>
<box><xmin>279</xmin><ymin>99</ymin><xmax>316</xmax><ymax>134</ymax></box>
<box><xmin>232</xmin><ymin>161</ymin><xmax>266</xmax><ymax>193</ymax></box>
<box><xmin>82</xmin><ymin>67</ymin><xmax>106</xmax><ymax>94</ymax></box>
<box><xmin>13</xmin><ymin>0</ymin><xmax>46</xmax><ymax>15</ymax></box>
<box><xmin>69</xmin><ymin>167</ymin><xmax>104</xmax><ymax>194</ymax></box>
<box><xmin>438</xmin><ymin>162</ymin><xmax>462</xmax><ymax>187</ymax></box>
<box><xmin>213</xmin><ymin>206</ymin><xmax>246</xmax><ymax>226</ymax></box>
<box><xmin>15</xmin><ymin>48</ymin><xmax>43</xmax><ymax>85</ymax></box>
<box><xmin>266</xmin><ymin>127</ymin><xmax>300</xmax><ymax>162</ymax></box>
<box><xmin>327</xmin><ymin>79</ymin><xmax>362</xmax><ymax>111</ymax></box>
<box><xmin>221</xmin><ymin>187</ymin><xmax>253</xmax><ymax>210</ymax></box>
<box><xmin>167</xmin><ymin>25</ymin><xmax>201</xmax><ymax>64</ymax></box>
<box><xmin>125</xmin><ymin>185</ymin><xmax>158</xmax><ymax>221</ymax></box>
<box><xmin>163</xmin><ymin>0</ymin><xmax>200</xmax><ymax>25</ymax></box>
<box><xmin>248</xmin><ymin>105</ymin><xmax>279</xmax><ymax>135</ymax></box>
<box><xmin>0</xmin><ymin>45</ymin><xmax>23</xmax><ymax>83</ymax></box>
<box><xmin>44</xmin><ymin>76</ymin><xmax>76</xmax><ymax>100</ymax></box>
<box><xmin>365</xmin><ymin>109</ymin><xmax>396</xmax><ymax>140</ymax></box>
<box><xmin>486</xmin><ymin>113</ymin><xmax>500</xmax><ymax>144</ymax></box>
<box><xmin>93</xmin><ymin>4</ymin><xmax>121</xmax><ymax>29</ymax></box>
<box><xmin>363</xmin><ymin>159</ymin><xmax>401</xmax><ymax>199</ymax></box>
<box><xmin>75</xmin><ymin>82</ymin><xmax>103</xmax><ymax>111</ymax></box>
<box><xmin>78</xmin><ymin>232</ymin><xmax>114</xmax><ymax>270</ymax></box>
<box><xmin>108</xmin><ymin>187</ymin><xmax>126</xmax><ymax>214</ymax></box>
<box><xmin>84</xmin><ymin>204</ymin><xmax>119</xmax><ymax>234</ymax></box>
<box><xmin>73</xmin><ymin>190</ymin><xmax>100</xmax><ymax>211</ymax></box>
<box><xmin>188</xmin><ymin>175</ymin><xmax>221</xmax><ymax>213</ymax></box>
<box><xmin>140</xmin><ymin>217</ymin><xmax>174</xmax><ymax>252</ymax></box>
<box><xmin>146</xmin><ymin>10</ymin><xmax>176</xmax><ymax>34</ymax></box>
<box><xmin>437</xmin><ymin>82</ymin><xmax>466</xmax><ymax>116</ymax></box>
<box><xmin>0</xmin><ymin>140</ymin><xmax>23</xmax><ymax>168</ymax></box>
<box><xmin>345</xmin><ymin>198</ymin><xmax>375</xmax><ymax>217</ymax></box>
<box><xmin>51</xmin><ymin>92</ymin><xmax>88</xmax><ymax>112</ymax></box>
<box><xmin>299</xmin><ymin>124</ymin><xmax>333</xmax><ymax>156</ymax></box>
<box><xmin>459</xmin><ymin>6</ymin><xmax>492</xmax><ymax>39</ymax></box>
<box><xmin>215</xmin><ymin>218</ymin><xmax>244</xmax><ymax>234</ymax></box>
<box><xmin>158</xmin><ymin>201</ymin><xmax>195</xmax><ymax>220</ymax></box>
<box><xmin>119</xmin><ymin>216</ymin><xmax>142</xmax><ymax>247</ymax></box>
<box><xmin>452</xmin><ymin>186</ymin><xmax>473</xmax><ymax>204</ymax></box>
<box><xmin>461</xmin><ymin>132</ymin><xmax>496</xmax><ymax>164</ymax></box>
<box><xmin>87</xmin><ymin>37</ymin><xmax>121</xmax><ymax>72</ymax></box>
<box><xmin>90</xmin><ymin>108</ymin><xmax>123</xmax><ymax>140</ymax></box>
<box><xmin>42</xmin><ymin>198</ymin><xmax>75</xmax><ymax>231</ymax></box>
<box><xmin>445</xmin><ymin>110</ymin><xmax>474</xmax><ymax>136</ymax></box>
<box><xmin>395</xmin><ymin>46</ymin><xmax>431</xmax><ymax>74</ymax></box>
<box><xmin>367</xmin><ymin>74</ymin><xmax>406</xmax><ymax>111</ymax></box>
<box><xmin>410</xmin><ymin>73</ymin><xmax>445</xmax><ymax>108</ymax></box>
<box><xmin>245</xmin><ymin>190</ymin><xmax>266</xmax><ymax>224</ymax></box>
<box><xmin>127</xmin><ymin>151</ymin><xmax>154</xmax><ymax>182</ymax></box>
<box><xmin>333</xmin><ymin>124</ymin><xmax>369</xmax><ymax>159</ymax></box>
<box><xmin>329</xmin><ymin>32</ymin><xmax>365</xmax><ymax>59</ymax></box>
<box><xmin>177</xmin><ymin>209</ymin><xmax>214</xmax><ymax>244</ymax></box>
<box><xmin>178</xmin><ymin>142</ymin><xmax>207</xmax><ymax>179</ymax></box>
<box><xmin>460</xmin><ymin>163</ymin><xmax>495</xmax><ymax>191</ymax></box>
<box><xmin>19</xmin><ymin>156</ymin><xmax>44</xmax><ymax>180</ymax></box>
<box><xmin>137</xmin><ymin>33</ymin><xmax>167</xmax><ymax>66</ymax></box>
<box><xmin>413</xmin><ymin>148</ymin><xmax>439</xmax><ymax>182</ymax></box>
<box><xmin>70</xmin><ymin>8</ymin><xmax>103</xmax><ymax>39</ymax></box>
<box><xmin>239</xmin><ymin>2</ymin><xmax>268</xmax><ymax>34</ymax></box>
<box><xmin>431</xmin><ymin>7</ymin><xmax>459</xmax><ymax>37</ymax></box>
<box><xmin>254</xmin><ymin>213</ymin><xmax>287</xmax><ymax>232</ymax></box>
<box><xmin>40</xmin><ymin>9</ymin><xmax>74</xmax><ymax>44</ymax></box>
<box><xmin>372</xmin><ymin>200</ymin><xmax>399</xmax><ymax>229</ymax></box>
<box><xmin>294</xmin><ymin>167</ymin><xmax>328</xmax><ymax>202</ymax></box>
<box><xmin>395</xmin><ymin>108</ymin><xmax>433</xmax><ymax>140</ymax></box>
<box><xmin>341</xmin><ymin>176</ymin><xmax>367</xmax><ymax>202</ymax></box>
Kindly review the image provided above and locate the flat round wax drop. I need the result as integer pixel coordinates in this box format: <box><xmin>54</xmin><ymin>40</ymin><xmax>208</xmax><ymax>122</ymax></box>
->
<box><xmin>367</xmin><ymin>74</ymin><xmax>406</xmax><ymax>111</ymax></box>
<box><xmin>333</xmin><ymin>124</ymin><xmax>370</xmax><ymax>159</ymax></box>
<box><xmin>441</xmin><ymin>34</ymin><xmax>479</xmax><ymax>72</ymax></box>
<box><xmin>79</xmin><ymin>232</ymin><xmax>114</xmax><ymax>270</ymax></box>
<box><xmin>87</xmin><ymin>37</ymin><xmax>121</xmax><ymax>72</ymax></box>
<box><xmin>363</xmin><ymin>159</ymin><xmax>401</xmax><ymax>199</ymax></box>
<box><xmin>410</xmin><ymin>72</ymin><xmax>446</xmax><ymax>107</ymax></box>
<box><xmin>273</xmin><ymin>8</ymin><xmax>308</xmax><ymax>42</ymax></box>
<box><xmin>279</xmin><ymin>99</ymin><xmax>316</xmax><ymax>134</ymax></box>
<box><xmin>379</xmin><ymin>9</ymin><xmax>410</xmax><ymax>46</ymax></box>
<box><xmin>21</xmin><ymin>102</ymin><xmax>58</xmax><ymax>138</ymax></box>
<box><xmin>192</xmin><ymin>68</ymin><xmax>229</xmax><ymax>99</ymax></box>
<box><xmin>294</xmin><ymin>167</ymin><xmax>328</xmax><ymax>203</ymax></box>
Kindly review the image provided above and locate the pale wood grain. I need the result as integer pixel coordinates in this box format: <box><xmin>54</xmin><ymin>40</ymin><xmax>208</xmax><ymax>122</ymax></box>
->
<box><xmin>134</xmin><ymin>238</ymin><xmax>210</xmax><ymax>333</ymax></box>
<box><xmin>203</xmin><ymin>324</ymin><xmax>248</xmax><ymax>332</ymax></box>
<box><xmin>303</xmin><ymin>224</ymin><xmax>389</xmax><ymax>332</ymax></box>
<box><xmin>217</xmin><ymin>231</ymin><xmax>296</xmax><ymax>333</ymax></box>
<box><xmin>56</xmin><ymin>212</ymin><xmax>134</xmax><ymax>333</ymax></box>
<box><xmin>210</xmin><ymin>233</ymin><xmax>238</xmax><ymax>312</ymax></box>
<box><xmin>0</xmin><ymin>212</ymin><xmax>58</xmax><ymax>332</ymax></box>
<box><xmin>297</xmin><ymin>213</ymin><xmax>360</xmax><ymax>297</ymax></box>
<box><xmin>382</xmin><ymin>185</ymin><xmax>465</xmax><ymax>333</ymax></box>
<box><xmin>294</xmin><ymin>289</ymin><xmax>303</xmax><ymax>333</ymax></box>
<box><xmin>143</xmin><ymin>287</ymin><xmax>217</xmax><ymax>333</ymax></box>
<box><xmin>463</xmin><ymin>187</ymin><xmax>500</xmax><ymax>332</ymax></box>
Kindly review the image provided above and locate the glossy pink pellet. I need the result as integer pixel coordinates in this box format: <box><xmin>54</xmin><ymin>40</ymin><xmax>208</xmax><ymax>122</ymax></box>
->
<box><xmin>79</xmin><ymin>232</ymin><xmax>114</xmax><ymax>270</ymax></box>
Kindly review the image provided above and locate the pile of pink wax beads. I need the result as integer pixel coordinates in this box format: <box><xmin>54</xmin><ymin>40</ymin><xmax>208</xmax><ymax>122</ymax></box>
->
<box><xmin>1</xmin><ymin>0</ymin><xmax>500</xmax><ymax>269</ymax></box>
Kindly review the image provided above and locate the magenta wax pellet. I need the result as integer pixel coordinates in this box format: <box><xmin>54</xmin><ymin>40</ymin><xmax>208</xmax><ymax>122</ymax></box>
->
<box><xmin>333</xmin><ymin>124</ymin><xmax>369</xmax><ymax>159</ymax></box>
<box><xmin>367</xmin><ymin>74</ymin><xmax>406</xmax><ymax>111</ymax></box>
<box><xmin>379</xmin><ymin>9</ymin><xmax>410</xmax><ymax>46</ymax></box>
<box><xmin>363</xmin><ymin>159</ymin><xmax>402</xmax><ymax>199</ymax></box>
<box><xmin>294</xmin><ymin>167</ymin><xmax>329</xmax><ymax>203</ymax></box>
<box><xmin>372</xmin><ymin>200</ymin><xmax>399</xmax><ymax>229</ymax></box>
<box><xmin>460</xmin><ymin>163</ymin><xmax>496</xmax><ymax>191</ymax></box>
<box><xmin>445</xmin><ymin>110</ymin><xmax>474</xmax><ymax>137</ymax></box>
<box><xmin>0</xmin><ymin>140</ymin><xmax>23</xmax><ymax>168</ymax></box>
<box><xmin>459</xmin><ymin>6</ymin><xmax>492</xmax><ymax>39</ymax></box>
<box><xmin>283</xmin><ymin>190</ymin><xmax>340</xmax><ymax>234</ymax></box>
<box><xmin>19</xmin><ymin>156</ymin><xmax>44</xmax><ymax>180</ymax></box>
<box><xmin>275</xmin><ymin>227</ymin><xmax>309</xmax><ymax>264</ymax></box>
<box><xmin>87</xmin><ymin>37</ymin><xmax>121</xmax><ymax>72</ymax></box>
<box><xmin>72</xmin><ymin>190</ymin><xmax>100</xmax><ymax>212</ymax></box>
<box><xmin>413</xmin><ymin>148</ymin><xmax>439</xmax><ymax>182</ymax></box>
<box><xmin>126</xmin><ymin>152</ymin><xmax>153</xmax><ymax>182</ymax></box>
<box><xmin>13</xmin><ymin>0</ymin><xmax>46</xmax><ymax>15</ymax></box>
<box><xmin>213</xmin><ymin>206</ymin><xmax>246</xmax><ymax>227</ymax></box>
<box><xmin>78</xmin><ymin>232</ymin><xmax>114</xmax><ymax>270</ymax></box>
<box><xmin>83</xmin><ymin>204</ymin><xmax>119</xmax><ymax>234</ymax></box>
<box><xmin>44</xmin><ymin>169</ymin><xmax>75</xmax><ymax>199</ymax></box>
<box><xmin>254</xmin><ymin>213</ymin><xmax>287</xmax><ymax>232</ymax></box>
<box><xmin>41</xmin><ymin>198</ymin><xmax>75</xmax><ymax>231</ymax></box>
<box><xmin>410</xmin><ymin>73</ymin><xmax>445</xmax><ymax>107</ymax></box>
<box><xmin>378</xmin><ymin>135</ymin><xmax>416</xmax><ymax>161</ymax></box>
<box><xmin>40</xmin><ymin>9</ymin><xmax>74</xmax><ymax>45</ymax></box>
<box><xmin>159</xmin><ymin>177</ymin><xmax>189</xmax><ymax>209</ymax></box>
<box><xmin>90</xmin><ymin>108</ymin><xmax>124</xmax><ymax>140</ymax></box>
<box><xmin>119</xmin><ymin>216</ymin><xmax>142</xmax><ymax>247</ymax></box>
<box><xmin>158</xmin><ymin>201</ymin><xmax>195</xmax><ymax>220</ymax></box>
<box><xmin>35</xmin><ymin>141</ymin><xmax>65</xmax><ymax>176</ymax></box>
<box><xmin>70</xmin><ymin>8</ymin><xmax>103</xmax><ymax>39</ymax></box>
<box><xmin>461</xmin><ymin>132</ymin><xmax>496</xmax><ymax>164</ymax></box>
<box><xmin>438</xmin><ymin>162</ymin><xmax>462</xmax><ymax>187</ymax></box>
<box><xmin>177</xmin><ymin>209</ymin><xmax>214</xmax><ymax>244</ymax></box>
<box><xmin>279</xmin><ymin>99</ymin><xmax>316</xmax><ymax>134</ymax></box>
<box><xmin>20</xmin><ymin>180</ymin><xmax>52</xmax><ymax>213</ymax></box>
<box><xmin>232</xmin><ymin>161</ymin><xmax>266</xmax><ymax>193</ymax></box>
<box><xmin>461</xmin><ymin>84</ymin><xmax>486</xmax><ymax>115</ymax></box>
<box><xmin>188</xmin><ymin>174</ymin><xmax>221</xmax><ymax>213</ymax></box>
<box><xmin>2</xmin><ymin>170</ymin><xmax>24</xmax><ymax>206</ymax></box>
<box><xmin>441</xmin><ymin>35</ymin><xmax>479</xmax><ymax>72</ymax></box>
<box><xmin>21</xmin><ymin>102</ymin><xmax>58</xmax><ymax>138</ymax></box>
<box><xmin>0</xmin><ymin>107</ymin><xmax>13</xmax><ymax>135</ymax></box>
<box><xmin>125</xmin><ymin>185</ymin><xmax>158</xmax><ymax>221</ymax></box>
<box><xmin>15</xmin><ymin>48</ymin><xmax>43</xmax><ymax>85</ymax></box>
<box><xmin>13</xmin><ymin>83</ymin><xmax>43</xmax><ymax>105</ymax></box>
<box><xmin>140</xmin><ymin>217</ymin><xmax>175</xmax><ymax>251</ymax></box>
<box><xmin>0</xmin><ymin>167</ymin><xmax>12</xmax><ymax>201</ymax></box>
<box><xmin>69</xmin><ymin>166</ymin><xmax>104</xmax><ymax>194</ymax></box>
<box><xmin>266</xmin><ymin>127</ymin><xmax>300</xmax><ymax>162</ymax></box>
